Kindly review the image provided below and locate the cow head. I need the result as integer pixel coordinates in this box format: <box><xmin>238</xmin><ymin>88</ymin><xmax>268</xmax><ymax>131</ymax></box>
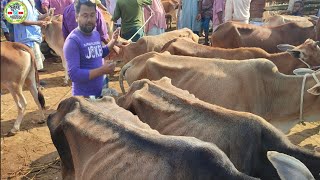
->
<box><xmin>106</xmin><ymin>37</ymin><xmax>132</xmax><ymax>66</ymax></box>
<box><xmin>178</xmin><ymin>28</ymin><xmax>199</xmax><ymax>42</ymax></box>
<box><xmin>277</xmin><ymin>39</ymin><xmax>320</xmax><ymax>68</ymax></box>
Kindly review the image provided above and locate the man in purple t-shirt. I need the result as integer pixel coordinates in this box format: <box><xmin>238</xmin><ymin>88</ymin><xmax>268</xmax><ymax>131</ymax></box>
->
<box><xmin>62</xmin><ymin>2</ymin><xmax>109</xmax><ymax>44</ymax></box>
<box><xmin>63</xmin><ymin>0</ymin><xmax>119</xmax><ymax>97</ymax></box>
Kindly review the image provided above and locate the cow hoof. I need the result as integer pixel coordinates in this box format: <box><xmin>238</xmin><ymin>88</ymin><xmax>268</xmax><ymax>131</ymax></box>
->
<box><xmin>6</xmin><ymin>129</ymin><xmax>18</xmax><ymax>137</ymax></box>
<box><xmin>37</xmin><ymin>119</ymin><xmax>46</xmax><ymax>124</ymax></box>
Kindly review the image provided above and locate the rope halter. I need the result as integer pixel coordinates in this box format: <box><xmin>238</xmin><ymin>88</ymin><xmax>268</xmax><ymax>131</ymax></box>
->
<box><xmin>299</xmin><ymin>70</ymin><xmax>320</xmax><ymax>125</ymax></box>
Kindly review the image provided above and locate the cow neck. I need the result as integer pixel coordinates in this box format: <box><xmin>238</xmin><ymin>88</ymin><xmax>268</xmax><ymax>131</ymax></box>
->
<box><xmin>299</xmin><ymin>72</ymin><xmax>320</xmax><ymax>124</ymax></box>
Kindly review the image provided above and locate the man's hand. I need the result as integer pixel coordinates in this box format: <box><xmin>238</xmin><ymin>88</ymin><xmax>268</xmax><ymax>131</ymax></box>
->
<box><xmin>38</xmin><ymin>21</ymin><xmax>50</xmax><ymax>28</ymax></box>
<box><xmin>112</xmin><ymin>28</ymin><xmax>120</xmax><ymax>42</ymax></box>
<box><xmin>102</xmin><ymin>61</ymin><xmax>116</xmax><ymax>75</ymax></box>
<box><xmin>196</xmin><ymin>13</ymin><xmax>202</xmax><ymax>21</ymax></box>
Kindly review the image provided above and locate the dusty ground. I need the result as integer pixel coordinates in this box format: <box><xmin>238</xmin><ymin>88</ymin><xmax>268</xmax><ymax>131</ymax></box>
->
<box><xmin>1</xmin><ymin>56</ymin><xmax>320</xmax><ymax>180</ymax></box>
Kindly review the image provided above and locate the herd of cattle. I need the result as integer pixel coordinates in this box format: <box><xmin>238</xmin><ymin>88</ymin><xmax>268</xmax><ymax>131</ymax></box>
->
<box><xmin>1</xmin><ymin>11</ymin><xmax>320</xmax><ymax>180</ymax></box>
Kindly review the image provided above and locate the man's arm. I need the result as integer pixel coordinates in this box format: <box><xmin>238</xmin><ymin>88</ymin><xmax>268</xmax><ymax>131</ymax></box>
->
<box><xmin>197</xmin><ymin>0</ymin><xmax>202</xmax><ymax>21</ymax></box>
<box><xmin>21</xmin><ymin>20</ymin><xmax>49</xmax><ymax>27</ymax></box>
<box><xmin>102</xmin><ymin>28</ymin><xmax>120</xmax><ymax>58</ymax></box>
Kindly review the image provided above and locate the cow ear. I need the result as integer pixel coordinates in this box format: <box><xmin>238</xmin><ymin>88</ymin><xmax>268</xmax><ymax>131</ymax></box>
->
<box><xmin>277</xmin><ymin>44</ymin><xmax>296</xmax><ymax>52</ymax></box>
<box><xmin>293</xmin><ymin>68</ymin><xmax>315</xmax><ymax>75</ymax></box>
<box><xmin>307</xmin><ymin>83</ymin><xmax>320</xmax><ymax>95</ymax></box>
<box><xmin>112</xmin><ymin>45</ymin><xmax>120</xmax><ymax>54</ymax></box>
<box><xmin>267</xmin><ymin>151</ymin><xmax>315</xmax><ymax>180</ymax></box>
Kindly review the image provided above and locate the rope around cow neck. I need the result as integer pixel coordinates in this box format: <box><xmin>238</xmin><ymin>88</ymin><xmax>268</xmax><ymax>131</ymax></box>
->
<box><xmin>298</xmin><ymin>58</ymin><xmax>311</xmax><ymax>69</ymax></box>
<box><xmin>299</xmin><ymin>72</ymin><xmax>320</xmax><ymax>125</ymax></box>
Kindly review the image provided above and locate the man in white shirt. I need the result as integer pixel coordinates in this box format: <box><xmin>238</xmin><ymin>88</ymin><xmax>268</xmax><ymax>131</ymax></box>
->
<box><xmin>224</xmin><ymin>0</ymin><xmax>251</xmax><ymax>24</ymax></box>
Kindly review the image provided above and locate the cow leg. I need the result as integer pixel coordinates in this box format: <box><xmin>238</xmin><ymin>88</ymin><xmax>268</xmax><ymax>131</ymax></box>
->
<box><xmin>7</xmin><ymin>85</ymin><xmax>27</xmax><ymax>135</ymax></box>
<box><xmin>25</xmin><ymin>76</ymin><xmax>46</xmax><ymax>123</ymax></box>
<box><xmin>61</xmin><ymin>57</ymin><xmax>69</xmax><ymax>85</ymax></box>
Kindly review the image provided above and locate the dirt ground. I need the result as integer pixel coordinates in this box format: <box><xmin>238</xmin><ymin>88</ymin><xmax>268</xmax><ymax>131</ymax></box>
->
<box><xmin>1</xmin><ymin>56</ymin><xmax>320</xmax><ymax>179</ymax></box>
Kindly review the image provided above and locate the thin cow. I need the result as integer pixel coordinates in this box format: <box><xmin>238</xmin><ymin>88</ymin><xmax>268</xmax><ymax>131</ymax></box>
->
<box><xmin>1</xmin><ymin>42</ymin><xmax>46</xmax><ymax>136</ymax></box>
<box><xmin>119</xmin><ymin>52</ymin><xmax>320</xmax><ymax>133</ymax></box>
<box><xmin>211</xmin><ymin>18</ymin><xmax>320</xmax><ymax>53</ymax></box>
<box><xmin>118</xmin><ymin>77</ymin><xmax>320</xmax><ymax>179</ymax></box>
<box><xmin>161</xmin><ymin>38</ymin><xmax>320</xmax><ymax>74</ymax></box>
<box><xmin>49</xmin><ymin>96</ymin><xmax>262</xmax><ymax>180</ymax></box>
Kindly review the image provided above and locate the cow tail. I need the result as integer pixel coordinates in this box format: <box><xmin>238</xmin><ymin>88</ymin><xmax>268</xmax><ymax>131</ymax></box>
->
<box><xmin>119</xmin><ymin>62</ymin><xmax>132</xmax><ymax>94</ymax></box>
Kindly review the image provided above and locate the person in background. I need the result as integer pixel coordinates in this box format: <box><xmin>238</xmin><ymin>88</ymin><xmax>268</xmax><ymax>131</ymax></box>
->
<box><xmin>13</xmin><ymin>0</ymin><xmax>54</xmax><ymax>86</ymax></box>
<box><xmin>317</xmin><ymin>8</ymin><xmax>320</xmax><ymax>17</ymax></box>
<box><xmin>42</xmin><ymin>0</ymin><xmax>73</xmax><ymax>15</ymax></box>
<box><xmin>1</xmin><ymin>20</ymin><xmax>10</xmax><ymax>41</ymax></box>
<box><xmin>109</xmin><ymin>0</ymin><xmax>121</xmax><ymax>29</ymax></box>
<box><xmin>200</xmin><ymin>0</ymin><xmax>212</xmax><ymax>45</ymax></box>
<box><xmin>63</xmin><ymin>0</ymin><xmax>119</xmax><ymax>97</ymax></box>
<box><xmin>211</xmin><ymin>0</ymin><xmax>225</xmax><ymax>32</ymax></box>
<box><xmin>144</xmin><ymin>0</ymin><xmax>166</xmax><ymax>36</ymax></box>
<box><xmin>1</xmin><ymin>0</ymin><xmax>10</xmax><ymax>41</ymax></box>
<box><xmin>179</xmin><ymin>0</ymin><xmax>202</xmax><ymax>35</ymax></box>
<box><xmin>224</xmin><ymin>0</ymin><xmax>251</xmax><ymax>24</ymax></box>
<box><xmin>62</xmin><ymin>2</ymin><xmax>109</xmax><ymax>44</ymax></box>
<box><xmin>35</xmin><ymin>0</ymin><xmax>45</xmax><ymax>13</ymax></box>
<box><xmin>112</xmin><ymin>0</ymin><xmax>152</xmax><ymax>42</ymax></box>
<box><xmin>291</xmin><ymin>1</ymin><xmax>304</xmax><ymax>16</ymax></box>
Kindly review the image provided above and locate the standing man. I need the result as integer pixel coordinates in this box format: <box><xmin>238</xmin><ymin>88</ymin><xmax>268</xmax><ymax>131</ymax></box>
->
<box><xmin>1</xmin><ymin>0</ymin><xmax>10</xmax><ymax>41</ymax></box>
<box><xmin>112</xmin><ymin>0</ymin><xmax>152</xmax><ymax>42</ymax></box>
<box><xmin>144</xmin><ymin>0</ymin><xmax>166</xmax><ymax>36</ymax></box>
<box><xmin>62</xmin><ymin>2</ymin><xmax>109</xmax><ymax>44</ymax></box>
<box><xmin>13</xmin><ymin>0</ymin><xmax>54</xmax><ymax>72</ymax></box>
<box><xmin>42</xmin><ymin>0</ymin><xmax>73</xmax><ymax>15</ymax></box>
<box><xmin>179</xmin><ymin>0</ymin><xmax>202</xmax><ymax>35</ymax></box>
<box><xmin>200</xmin><ymin>0</ymin><xmax>212</xmax><ymax>45</ymax></box>
<box><xmin>212</xmin><ymin>0</ymin><xmax>225</xmax><ymax>31</ymax></box>
<box><xmin>224</xmin><ymin>0</ymin><xmax>251</xmax><ymax>24</ymax></box>
<box><xmin>63</xmin><ymin>0</ymin><xmax>119</xmax><ymax>97</ymax></box>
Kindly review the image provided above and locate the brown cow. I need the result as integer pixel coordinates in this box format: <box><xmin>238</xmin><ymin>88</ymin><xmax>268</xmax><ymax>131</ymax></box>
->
<box><xmin>211</xmin><ymin>19</ymin><xmax>319</xmax><ymax>53</ymax></box>
<box><xmin>110</xmin><ymin>28</ymin><xmax>199</xmax><ymax>66</ymax></box>
<box><xmin>161</xmin><ymin>0</ymin><xmax>179</xmax><ymax>28</ymax></box>
<box><xmin>98</xmin><ymin>7</ymin><xmax>114</xmax><ymax>38</ymax></box>
<box><xmin>48</xmin><ymin>96</ymin><xmax>262</xmax><ymax>180</ymax></box>
<box><xmin>1</xmin><ymin>42</ymin><xmax>45</xmax><ymax>136</ymax></box>
<box><xmin>42</xmin><ymin>15</ymin><xmax>69</xmax><ymax>85</ymax></box>
<box><xmin>118</xmin><ymin>77</ymin><xmax>320</xmax><ymax>179</ymax></box>
<box><xmin>119</xmin><ymin>52</ymin><xmax>320</xmax><ymax>133</ymax></box>
<box><xmin>263</xmin><ymin>14</ymin><xmax>314</xmax><ymax>27</ymax></box>
<box><xmin>162</xmin><ymin>38</ymin><xmax>320</xmax><ymax>74</ymax></box>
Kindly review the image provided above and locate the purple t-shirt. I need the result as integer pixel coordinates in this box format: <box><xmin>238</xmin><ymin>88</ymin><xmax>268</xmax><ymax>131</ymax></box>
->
<box><xmin>62</xmin><ymin>3</ymin><xmax>109</xmax><ymax>42</ymax></box>
<box><xmin>63</xmin><ymin>28</ymin><xmax>110</xmax><ymax>96</ymax></box>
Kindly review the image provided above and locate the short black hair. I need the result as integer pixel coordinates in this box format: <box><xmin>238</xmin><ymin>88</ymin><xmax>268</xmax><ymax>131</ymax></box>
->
<box><xmin>74</xmin><ymin>0</ymin><xmax>96</xmax><ymax>14</ymax></box>
<box><xmin>294</xmin><ymin>1</ymin><xmax>304</xmax><ymax>7</ymax></box>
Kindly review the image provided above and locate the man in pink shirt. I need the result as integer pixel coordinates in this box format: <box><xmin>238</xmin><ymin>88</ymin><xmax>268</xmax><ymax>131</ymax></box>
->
<box><xmin>144</xmin><ymin>0</ymin><xmax>167</xmax><ymax>35</ymax></box>
<box><xmin>212</xmin><ymin>0</ymin><xmax>225</xmax><ymax>32</ymax></box>
<box><xmin>42</xmin><ymin>0</ymin><xmax>73</xmax><ymax>15</ymax></box>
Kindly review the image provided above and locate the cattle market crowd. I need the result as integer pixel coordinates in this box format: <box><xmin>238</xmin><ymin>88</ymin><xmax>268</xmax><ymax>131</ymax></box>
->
<box><xmin>1</xmin><ymin>0</ymin><xmax>320</xmax><ymax>179</ymax></box>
